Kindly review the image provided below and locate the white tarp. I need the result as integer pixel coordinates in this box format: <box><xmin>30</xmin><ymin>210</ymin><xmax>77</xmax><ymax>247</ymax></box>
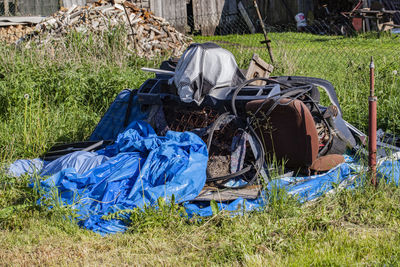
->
<box><xmin>172</xmin><ymin>43</ymin><xmax>245</xmax><ymax>104</ymax></box>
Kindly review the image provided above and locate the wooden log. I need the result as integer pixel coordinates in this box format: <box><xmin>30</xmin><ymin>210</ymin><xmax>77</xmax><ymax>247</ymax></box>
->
<box><xmin>238</xmin><ymin>1</ymin><xmax>256</xmax><ymax>33</ymax></box>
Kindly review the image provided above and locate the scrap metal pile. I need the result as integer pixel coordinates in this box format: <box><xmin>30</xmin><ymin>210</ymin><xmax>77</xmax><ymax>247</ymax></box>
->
<box><xmin>2</xmin><ymin>0</ymin><xmax>191</xmax><ymax>58</ymax></box>
<box><xmin>133</xmin><ymin>43</ymin><xmax>366</xmax><ymax>193</ymax></box>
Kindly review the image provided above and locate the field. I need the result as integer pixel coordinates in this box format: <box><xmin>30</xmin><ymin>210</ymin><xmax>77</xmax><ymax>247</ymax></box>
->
<box><xmin>1</xmin><ymin>31</ymin><xmax>400</xmax><ymax>265</ymax></box>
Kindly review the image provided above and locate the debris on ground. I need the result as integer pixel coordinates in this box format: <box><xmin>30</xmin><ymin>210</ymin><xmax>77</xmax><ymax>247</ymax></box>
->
<box><xmin>1</xmin><ymin>1</ymin><xmax>191</xmax><ymax>58</ymax></box>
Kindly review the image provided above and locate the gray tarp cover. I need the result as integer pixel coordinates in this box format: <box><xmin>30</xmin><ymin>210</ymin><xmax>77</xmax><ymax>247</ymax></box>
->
<box><xmin>172</xmin><ymin>42</ymin><xmax>245</xmax><ymax>104</ymax></box>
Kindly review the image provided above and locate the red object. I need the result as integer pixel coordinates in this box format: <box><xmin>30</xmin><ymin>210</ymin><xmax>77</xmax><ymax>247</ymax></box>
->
<box><xmin>246</xmin><ymin>98</ymin><xmax>319</xmax><ymax>169</ymax></box>
<box><xmin>342</xmin><ymin>0</ymin><xmax>364</xmax><ymax>32</ymax></box>
<box><xmin>369</xmin><ymin>57</ymin><xmax>377</xmax><ymax>187</ymax></box>
<box><xmin>352</xmin><ymin>18</ymin><xmax>363</xmax><ymax>32</ymax></box>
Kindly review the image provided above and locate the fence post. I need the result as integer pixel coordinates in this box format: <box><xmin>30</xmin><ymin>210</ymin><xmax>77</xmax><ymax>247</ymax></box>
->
<box><xmin>4</xmin><ymin>0</ymin><xmax>9</xmax><ymax>16</ymax></box>
<box><xmin>369</xmin><ymin>57</ymin><xmax>377</xmax><ymax>187</ymax></box>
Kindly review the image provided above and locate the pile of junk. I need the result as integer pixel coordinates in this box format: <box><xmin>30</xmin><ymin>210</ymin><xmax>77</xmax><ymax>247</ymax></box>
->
<box><xmin>8</xmin><ymin>43</ymin><xmax>400</xmax><ymax>234</ymax></box>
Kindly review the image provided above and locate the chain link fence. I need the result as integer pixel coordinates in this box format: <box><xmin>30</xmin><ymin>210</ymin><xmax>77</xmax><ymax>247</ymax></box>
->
<box><xmin>0</xmin><ymin>0</ymin><xmax>60</xmax><ymax>16</ymax></box>
<box><xmin>168</xmin><ymin>10</ymin><xmax>399</xmax><ymax>71</ymax></box>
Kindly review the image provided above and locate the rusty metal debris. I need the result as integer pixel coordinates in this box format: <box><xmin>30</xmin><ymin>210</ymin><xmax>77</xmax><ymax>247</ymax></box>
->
<box><xmin>343</xmin><ymin>7</ymin><xmax>400</xmax><ymax>33</ymax></box>
<box><xmin>163</xmin><ymin>106</ymin><xmax>219</xmax><ymax>133</ymax></box>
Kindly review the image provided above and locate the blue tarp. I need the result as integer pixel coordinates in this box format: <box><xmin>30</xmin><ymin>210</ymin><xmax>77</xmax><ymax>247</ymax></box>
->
<box><xmin>9</xmin><ymin>121</ymin><xmax>208</xmax><ymax>234</ymax></box>
<box><xmin>7</xmin><ymin>113</ymin><xmax>400</xmax><ymax>235</ymax></box>
<box><xmin>8</xmin><ymin>119</ymin><xmax>400</xmax><ymax>234</ymax></box>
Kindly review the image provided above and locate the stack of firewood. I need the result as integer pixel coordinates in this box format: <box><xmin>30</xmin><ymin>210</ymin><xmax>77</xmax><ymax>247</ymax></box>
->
<box><xmin>11</xmin><ymin>0</ymin><xmax>191</xmax><ymax>58</ymax></box>
<box><xmin>0</xmin><ymin>24</ymin><xmax>35</xmax><ymax>44</ymax></box>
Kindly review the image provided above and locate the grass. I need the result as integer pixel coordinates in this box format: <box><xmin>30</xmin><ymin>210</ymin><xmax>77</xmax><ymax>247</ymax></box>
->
<box><xmin>2</xmin><ymin>175</ymin><xmax>400</xmax><ymax>265</ymax></box>
<box><xmin>1</xmin><ymin>30</ymin><xmax>400</xmax><ymax>265</ymax></box>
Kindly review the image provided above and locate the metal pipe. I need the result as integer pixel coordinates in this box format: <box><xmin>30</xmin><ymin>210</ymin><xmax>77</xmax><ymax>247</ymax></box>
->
<box><xmin>369</xmin><ymin>57</ymin><xmax>377</xmax><ymax>187</ymax></box>
<box><xmin>123</xmin><ymin>2</ymin><xmax>136</xmax><ymax>50</ymax></box>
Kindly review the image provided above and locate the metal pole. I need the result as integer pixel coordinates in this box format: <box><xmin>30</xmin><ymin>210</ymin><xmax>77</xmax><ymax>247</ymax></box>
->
<box><xmin>123</xmin><ymin>2</ymin><xmax>136</xmax><ymax>50</ymax></box>
<box><xmin>253</xmin><ymin>0</ymin><xmax>275</xmax><ymax>64</ymax></box>
<box><xmin>369</xmin><ymin>57</ymin><xmax>377</xmax><ymax>187</ymax></box>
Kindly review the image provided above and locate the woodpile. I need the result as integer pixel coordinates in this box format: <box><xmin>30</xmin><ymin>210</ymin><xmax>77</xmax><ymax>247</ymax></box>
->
<box><xmin>4</xmin><ymin>0</ymin><xmax>191</xmax><ymax>58</ymax></box>
<box><xmin>0</xmin><ymin>25</ymin><xmax>35</xmax><ymax>44</ymax></box>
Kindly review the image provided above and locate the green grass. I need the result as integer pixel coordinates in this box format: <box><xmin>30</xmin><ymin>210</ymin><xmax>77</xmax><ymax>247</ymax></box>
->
<box><xmin>2</xmin><ymin>174</ymin><xmax>400</xmax><ymax>265</ymax></box>
<box><xmin>1</xmin><ymin>31</ymin><xmax>400</xmax><ymax>265</ymax></box>
<box><xmin>0</xmin><ymin>35</ymin><xmax>156</xmax><ymax>160</ymax></box>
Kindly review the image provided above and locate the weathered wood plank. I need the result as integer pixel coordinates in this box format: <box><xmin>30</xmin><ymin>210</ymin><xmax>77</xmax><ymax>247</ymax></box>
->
<box><xmin>149</xmin><ymin>0</ymin><xmax>162</xmax><ymax>16</ymax></box>
<box><xmin>16</xmin><ymin>0</ymin><xmax>59</xmax><ymax>16</ymax></box>
<box><xmin>63</xmin><ymin>0</ymin><xmax>87</xmax><ymax>8</ymax></box>
<box><xmin>192</xmin><ymin>0</ymin><xmax>225</xmax><ymax>36</ymax></box>
<box><xmin>177</xmin><ymin>0</ymin><xmax>187</xmax><ymax>32</ymax></box>
<box><xmin>238</xmin><ymin>1</ymin><xmax>256</xmax><ymax>33</ymax></box>
<box><xmin>4</xmin><ymin>0</ymin><xmax>10</xmax><ymax>16</ymax></box>
<box><xmin>192</xmin><ymin>0</ymin><xmax>201</xmax><ymax>31</ymax></box>
<box><xmin>160</xmin><ymin>0</ymin><xmax>186</xmax><ymax>33</ymax></box>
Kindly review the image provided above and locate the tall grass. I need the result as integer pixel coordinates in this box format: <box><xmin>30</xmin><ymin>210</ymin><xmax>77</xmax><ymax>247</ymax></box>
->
<box><xmin>0</xmin><ymin>29</ymin><xmax>158</xmax><ymax>160</ymax></box>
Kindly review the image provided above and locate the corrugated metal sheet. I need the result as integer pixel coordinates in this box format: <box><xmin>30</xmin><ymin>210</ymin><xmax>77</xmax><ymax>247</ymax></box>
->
<box><xmin>62</xmin><ymin>0</ymin><xmax>87</xmax><ymax>8</ymax></box>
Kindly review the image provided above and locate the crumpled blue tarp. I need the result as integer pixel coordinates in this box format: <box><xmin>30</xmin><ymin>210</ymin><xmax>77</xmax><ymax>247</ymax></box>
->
<box><xmin>40</xmin><ymin>151</ymin><xmax>110</xmax><ymax>177</ymax></box>
<box><xmin>28</xmin><ymin>120</ymin><xmax>208</xmax><ymax>234</ymax></box>
<box><xmin>184</xmin><ymin>155</ymin><xmax>400</xmax><ymax>217</ymax></box>
<box><xmin>185</xmin><ymin>160</ymin><xmax>356</xmax><ymax>217</ymax></box>
<box><xmin>6</xmin><ymin>151</ymin><xmax>109</xmax><ymax>178</ymax></box>
<box><xmin>6</xmin><ymin>158</ymin><xmax>44</xmax><ymax>177</ymax></box>
<box><xmin>7</xmin><ymin>120</ymin><xmax>400</xmax><ymax>235</ymax></box>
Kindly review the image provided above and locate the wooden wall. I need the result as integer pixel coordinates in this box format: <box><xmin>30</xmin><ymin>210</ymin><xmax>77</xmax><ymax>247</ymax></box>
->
<box><xmin>131</xmin><ymin>0</ymin><xmax>150</xmax><ymax>9</ymax></box>
<box><xmin>16</xmin><ymin>0</ymin><xmax>60</xmax><ymax>16</ymax></box>
<box><xmin>149</xmin><ymin>0</ymin><xmax>187</xmax><ymax>32</ymax></box>
<box><xmin>4</xmin><ymin>0</ymin><xmax>90</xmax><ymax>16</ymax></box>
<box><xmin>5</xmin><ymin>0</ymin><xmax>306</xmax><ymax>34</ymax></box>
<box><xmin>241</xmin><ymin>0</ymin><xmax>300</xmax><ymax>26</ymax></box>
<box><xmin>62</xmin><ymin>0</ymin><xmax>87</xmax><ymax>8</ymax></box>
<box><xmin>192</xmin><ymin>0</ymin><xmax>224</xmax><ymax>35</ymax></box>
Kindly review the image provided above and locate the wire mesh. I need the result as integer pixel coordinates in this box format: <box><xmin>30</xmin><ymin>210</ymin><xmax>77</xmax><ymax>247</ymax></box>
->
<box><xmin>170</xmin><ymin>8</ymin><xmax>400</xmax><ymax>81</ymax></box>
<box><xmin>0</xmin><ymin>0</ymin><xmax>60</xmax><ymax>16</ymax></box>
